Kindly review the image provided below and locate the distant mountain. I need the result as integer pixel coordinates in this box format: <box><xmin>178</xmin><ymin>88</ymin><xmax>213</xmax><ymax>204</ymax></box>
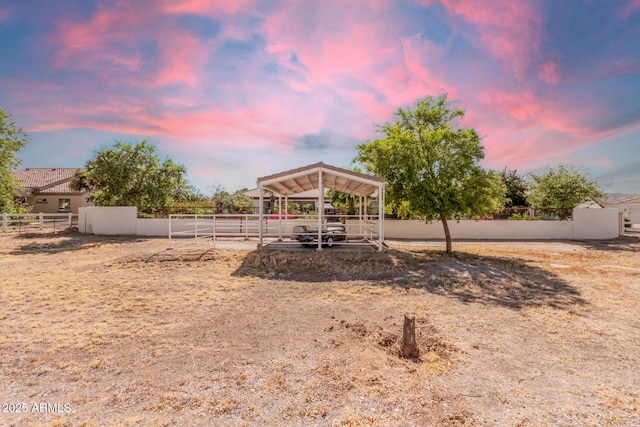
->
<box><xmin>605</xmin><ymin>193</ymin><xmax>640</xmax><ymax>202</ymax></box>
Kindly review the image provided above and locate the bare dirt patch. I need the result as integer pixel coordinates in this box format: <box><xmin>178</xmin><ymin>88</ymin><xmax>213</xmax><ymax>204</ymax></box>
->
<box><xmin>1</xmin><ymin>230</ymin><xmax>639</xmax><ymax>426</ymax></box>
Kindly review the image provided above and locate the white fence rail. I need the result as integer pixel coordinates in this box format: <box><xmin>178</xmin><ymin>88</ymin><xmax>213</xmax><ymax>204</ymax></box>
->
<box><xmin>167</xmin><ymin>214</ymin><xmax>381</xmax><ymax>248</ymax></box>
<box><xmin>1</xmin><ymin>212</ymin><xmax>77</xmax><ymax>232</ymax></box>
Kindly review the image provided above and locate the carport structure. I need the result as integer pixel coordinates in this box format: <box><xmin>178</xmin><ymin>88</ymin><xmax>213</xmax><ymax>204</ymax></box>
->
<box><xmin>256</xmin><ymin>162</ymin><xmax>386</xmax><ymax>251</ymax></box>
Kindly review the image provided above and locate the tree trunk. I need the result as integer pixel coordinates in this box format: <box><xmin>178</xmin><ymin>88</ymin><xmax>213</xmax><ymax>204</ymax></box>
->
<box><xmin>441</xmin><ymin>217</ymin><xmax>452</xmax><ymax>254</ymax></box>
<box><xmin>400</xmin><ymin>313</ymin><xmax>419</xmax><ymax>358</ymax></box>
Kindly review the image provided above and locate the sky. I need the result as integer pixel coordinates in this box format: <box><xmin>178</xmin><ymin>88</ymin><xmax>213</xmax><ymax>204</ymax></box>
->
<box><xmin>1</xmin><ymin>0</ymin><xmax>639</xmax><ymax>194</ymax></box>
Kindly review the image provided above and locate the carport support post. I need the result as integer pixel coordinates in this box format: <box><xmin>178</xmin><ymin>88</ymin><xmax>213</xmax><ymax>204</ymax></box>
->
<box><xmin>284</xmin><ymin>195</ymin><xmax>289</xmax><ymax>239</ymax></box>
<box><xmin>359</xmin><ymin>196</ymin><xmax>363</xmax><ymax>238</ymax></box>
<box><xmin>317</xmin><ymin>169</ymin><xmax>323</xmax><ymax>252</ymax></box>
<box><xmin>278</xmin><ymin>195</ymin><xmax>282</xmax><ymax>240</ymax></box>
<box><xmin>378</xmin><ymin>184</ymin><xmax>384</xmax><ymax>251</ymax></box>
<box><xmin>258</xmin><ymin>185</ymin><xmax>264</xmax><ymax>248</ymax></box>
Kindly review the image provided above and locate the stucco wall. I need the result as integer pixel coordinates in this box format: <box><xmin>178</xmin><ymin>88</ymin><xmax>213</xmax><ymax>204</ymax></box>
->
<box><xmin>79</xmin><ymin>207</ymin><xmax>621</xmax><ymax>240</ymax></box>
<box><xmin>380</xmin><ymin>208</ymin><xmax>619</xmax><ymax>240</ymax></box>
<box><xmin>379</xmin><ymin>218</ymin><xmax>574</xmax><ymax>240</ymax></box>
<box><xmin>604</xmin><ymin>202</ymin><xmax>640</xmax><ymax>225</ymax></box>
<box><xmin>78</xmin><ymin>206</ymin><xmax>137</xmax><ymax>235</ymax></box>
<box><xmin>572</xmin><ymin>207</ymin><xmax>620</xmax><ymax>239</ymax></box>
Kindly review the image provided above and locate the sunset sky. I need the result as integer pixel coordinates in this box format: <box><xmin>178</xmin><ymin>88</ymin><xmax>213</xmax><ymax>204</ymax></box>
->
<box><xmin>1</xmin><ymin>0</ymin><xmax>639</xmax><ymax>193</ymax></box>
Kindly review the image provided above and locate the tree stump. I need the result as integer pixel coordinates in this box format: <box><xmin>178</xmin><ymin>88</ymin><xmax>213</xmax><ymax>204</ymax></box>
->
<box><xmin>400</xmin><ymin>313</ymin><xmax>420</xmax><ymax>358</ymax></box>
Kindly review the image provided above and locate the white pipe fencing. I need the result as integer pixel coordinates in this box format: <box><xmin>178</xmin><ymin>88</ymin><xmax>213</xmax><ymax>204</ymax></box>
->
<box><xmin>1</xmin><ymin>212</ymin><xmax>77</xmax><ymax>232</ymax></box>
<box><xmin>167</xmin><ymin>214</ymin><xmax>382</xmax><ymax>248</ymax></box>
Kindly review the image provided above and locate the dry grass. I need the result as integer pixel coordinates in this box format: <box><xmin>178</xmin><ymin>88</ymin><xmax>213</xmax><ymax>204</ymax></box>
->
<box><xmin>1</xmin><ymin>230</ymin><xmax>639</xmax><ymax>426</ymax></box>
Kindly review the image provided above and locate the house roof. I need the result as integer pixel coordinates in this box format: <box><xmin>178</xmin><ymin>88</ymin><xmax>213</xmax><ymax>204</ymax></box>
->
<box><xmin>256</xmin><ymin>162</ymin><xmax>384</xmax><ymax>197</ymax></box>
<box><xmin>12</xmin><ymin>168</ymin><xmax>85</xmax><ymax>195</ymax></box>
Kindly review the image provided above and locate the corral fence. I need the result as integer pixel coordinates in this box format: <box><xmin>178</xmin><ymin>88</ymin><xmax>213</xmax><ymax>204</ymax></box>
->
<box><xmin>1</xmin><ymin>212</ymin><xmax>78</xmax><ymax>233</ymax></box>
<box><xmin>167</xmin><ymin>213</ymin><xmax>381</xmax><ymax>249</ymax></box>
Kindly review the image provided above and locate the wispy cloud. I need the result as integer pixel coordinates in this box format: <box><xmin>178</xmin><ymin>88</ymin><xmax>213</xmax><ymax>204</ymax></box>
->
<box><xmin>618</xmin><ymin>0</ymin><xmax>640</xmax><ymax>19</ymax></box>
<box><xmin>1</xmin><ymin>0</ymin><xmax>639</xmax><ymax>192</ymax></box>
<box><xmin>0</xmin><ymin>6</ymin><xmax>14</xmax><ymax>23</ymax></box>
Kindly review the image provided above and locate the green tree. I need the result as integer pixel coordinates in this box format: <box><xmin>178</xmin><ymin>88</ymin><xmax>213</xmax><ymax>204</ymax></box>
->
<box><xmin>172</xmin><ymin>183</ymin><xmax>206</xmax><ymax>203</ymax></box>
<box><xmin>327</xmin><ymin>189</ymin><xmax>357</xmax><ymax>215</ymax></box>
<box><xmin>500</xmin><ymin>167</ymin><xmax>528</xmax><ymax>207</ymax></box>
<box><xmin>527</xmin><ymin>165</ymin><xmax>603</xmax><ymax>220</ymax></box>
<box><xmin>327</xmin><ymin>167</ymin><xmax>363</xmax><ymax>216</ymax></box>
<box><xmin>355</xmin><ymin>94</ymin><xmax>506</xmax><ymax>254</ymax></box>
<box><xmin>0</xmin><ymin>109</ymin><xmax>29</xmax><ymax>213</ymax></box>
<box><xmin>71</xmin><ymin>140</ymin><xmax>188</xmax><ymax>207</ymax></box>
<box><xmin>207</xmin><ymin>184</ymin><xmax>255</xmax><ymax>214</ymax></box>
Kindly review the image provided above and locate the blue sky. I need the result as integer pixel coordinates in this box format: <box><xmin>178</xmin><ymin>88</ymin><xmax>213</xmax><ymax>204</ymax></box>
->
<box><xmin>1</xmin><ymin>0</ymin><xmax>639</xmax><ymax>193</ymax></box>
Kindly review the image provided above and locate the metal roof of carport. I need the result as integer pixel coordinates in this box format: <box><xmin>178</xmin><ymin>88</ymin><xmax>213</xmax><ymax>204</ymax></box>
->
<box><xmin>257</xmin><ymin>161</ymin><xmax>384</xmax><ymax>197</ymax></box>
<box><xmin>256</xmin><ymin>162</ymin><xmax>386</xmax><ymax>251</ymax></box>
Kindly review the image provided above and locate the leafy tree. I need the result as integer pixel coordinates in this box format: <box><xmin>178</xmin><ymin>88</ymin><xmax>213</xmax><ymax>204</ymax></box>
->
<box><xmin>172</xmin><ymin>182</ymin><xmax>206</xmax><ymax>203</ymax></box>
<box><xmin>207</xmin><ymin>184</ymin><xmax>255</xmax><ymax>214</ymax></box>
<box><xmin>354</xmin><ymin>94</ymin><xmax>506</xmax><ymax>254</ymax></box>
<box><xmin>500</xmin><ymin>167</ymin><xmax>528</xmax><ymax>207</ymax></box>
<box><xmin>328</xmin><ymin>189</ymin><xmax>358</xmax><ymax>215</ymax></box>
<box><xmin>71</xmin><ymin>140</ymin><xmax>188</xmax><ymax>207</ymax></box>
<box><xmin>0</xmin><ymin>108</ymin><xmax>29</xmax><ymax>213</ymax></box>
<box><xmin>527</xmin><ymin>165</ymin><xmax>604</xmax><ymax>220</ymax></box>
<box><xmin>327</xmin><ymin>167</ymin><xmax>364</xmax><ymax>216</ymax></box>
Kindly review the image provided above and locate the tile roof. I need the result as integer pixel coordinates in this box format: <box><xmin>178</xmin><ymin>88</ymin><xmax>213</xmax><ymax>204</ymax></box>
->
<box><xmin>12</xmin><ymin>168</ymin><xmax>85</xmax><ymax>195</ymax></box>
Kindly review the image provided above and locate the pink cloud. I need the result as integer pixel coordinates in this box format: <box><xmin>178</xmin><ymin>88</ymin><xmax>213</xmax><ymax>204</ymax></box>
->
<box><xmin>437</xmin><ymin>0</ymin><xmax>544</xmax><ymax>80</ymax></box>
<box><xmin>259</xmin><ymin>1</ymin><xmax>465</xmax><ymax>138</ymax></box>
<box><xmin>538</xmin><ymin>60</ymin><xmax>561</xmax><ymax>85</ymax></box>
<box><xmin>161</xmin><ymin>0</ymin><xmax>256</xmax><ymax>16</ymax></box>
<box><xmin>42</xmin><ymin>0</ymin><xmax>602</xmax><ymax>160</ymax></box>
<box><xmin>51</xmin><ymin>4</ymin><xmax>140</xmax><ymax>68</ymax></box>
<box><xmin>265</xmin><ymin>42</ymin><xmax>289</xmax><ymax>54</ymax></box>
<box><xmin>400</xmin><ymin>33</ymin><xmax>457</xmax><ymax>98</ymax></box>
<box><xmin>472</xmin><ymin>83</ymin><xmax>638</xmax><ymax>171</ymax></box>
<box><xmin>49</xmin><ymin>2</ymin><xmax>209</xmax><ymax>89</ymax></box>
<box><xmin>618</xmin><ymin>0</ymin><xmax>640</xmax><ymax>19</ymax></box>
<box><xmin>0</xmin><ymin>6</ymin><xmax>13</xmax><ymax>23</ymax></box>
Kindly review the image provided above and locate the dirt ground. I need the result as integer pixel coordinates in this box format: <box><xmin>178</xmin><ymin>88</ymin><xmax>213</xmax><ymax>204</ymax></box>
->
<box><xmin>1</xmin><ymin>230</ymin><xmax>639</xmax><ymax>426</ymax></box>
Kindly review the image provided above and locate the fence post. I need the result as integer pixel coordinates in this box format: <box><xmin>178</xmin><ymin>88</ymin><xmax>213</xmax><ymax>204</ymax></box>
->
<box><xmin>212</xmin><ymin>215</ymin><xmax>216</xmax><ymax>249</ymax></box>
<box><xmin>68</xmin><ymin>213</ymin><xmax>73</xmax><ymax>227</ymax></box>
<box><xmin>168</xmin><ymin>214</ymin><xmax>173</xmax><ymax>249</ymax></box>
<box><xmin>39</xmin><ymin>212</ymin><xmax>43</xmax><ymax>229</ymax></box>
<box><xmin>2</xmin><ymin>213</ymin><xmax>6</xmax><ymax>232</ymax></box>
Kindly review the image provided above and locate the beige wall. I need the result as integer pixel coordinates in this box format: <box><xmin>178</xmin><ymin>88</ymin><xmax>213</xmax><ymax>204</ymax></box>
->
<box><xmin>26</xmin><ymin>194</ymin><xmax>91</xmax><ymax>214</ymax></box>
<box><xmin>604</xmin><ymin>202</ymin><xmax>640</xmax><ymax>225</ymax></box>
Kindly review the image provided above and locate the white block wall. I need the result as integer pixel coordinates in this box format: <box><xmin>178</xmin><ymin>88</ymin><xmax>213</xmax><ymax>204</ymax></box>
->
<box><xmin>78</xmin><ymin>206</ymin><xmax>138</xmax><ymax>235</ymax></box>
<box><xmin>78</xmin><ymin>207</ymin><xmax>621</xmax><ymax>240</ymax></box>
